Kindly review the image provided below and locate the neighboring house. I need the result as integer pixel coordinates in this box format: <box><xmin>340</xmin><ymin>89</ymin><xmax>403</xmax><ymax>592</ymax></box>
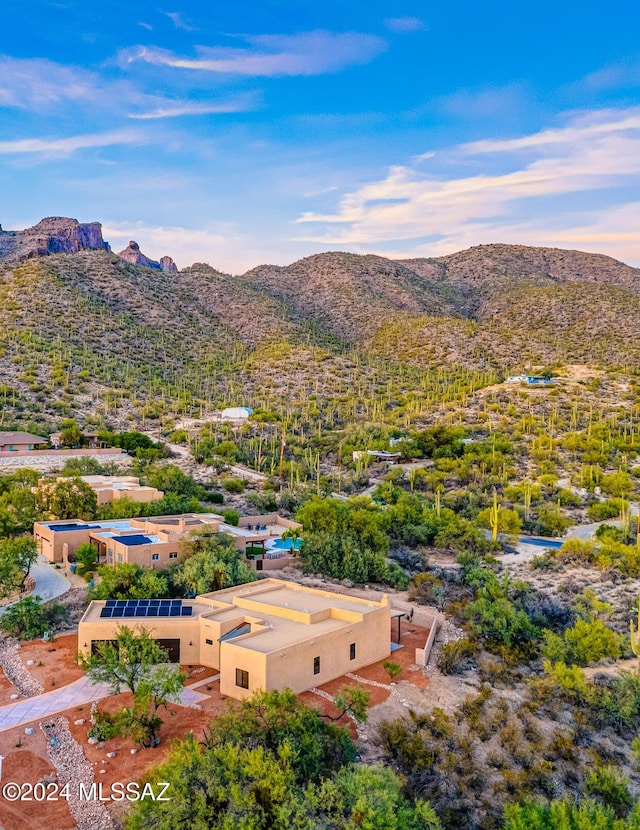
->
<box><xmin>34</xmin><ymin>511</ymin><xmax>302</xmax><ymax>570</ymax></box>
<box><xmin>352</xmin><ymin>450</ymin><xmax>402</xmax><ymax>462</ymax></box>
<box><xmin>0</xmin><ymin>431</ymin><xmax>48</xmax><ymax>452</ymax></box>
<box><xmin>49</xmin><ymin>431</ymin><xmax>108</xmax><ymax>449</ymax></box>
<box><xmin>504</xmin><ymin>375</ymin><xmax>555</xmax><ymax>386</ymax></box>
<box><xmin>78</xmin><ymin>577</ymin><xmax>391</xmax><ymax>699</ymax></box>
<box><xmin>220</xmin><ymin>406</ymin><xmax>253</xmax><ymax>420</ymax></box>
<box><xmin>37</xmin><ymin>475</ymin><xmax>163</xmax><ymax>507</ymax></box>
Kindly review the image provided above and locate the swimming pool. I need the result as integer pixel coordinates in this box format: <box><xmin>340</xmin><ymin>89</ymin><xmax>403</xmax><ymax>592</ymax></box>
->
<box><xmin>267</xmin><ymin>537</ymin><xmax>303</xmax><ymax>551</ymax></box>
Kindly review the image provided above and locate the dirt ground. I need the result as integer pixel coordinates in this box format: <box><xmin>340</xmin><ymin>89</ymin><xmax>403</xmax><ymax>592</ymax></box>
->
<box><xmin>21</xmin><ymin>634</ymin><xmax>85</xmax><ymax>692</ymax></box>
<box><xmin>0</xmin><ymin>675</ymin><xmax>228</xmax><ymax>830</ymax></box>
<box><xmin>0</xmin><ymin>621</ymin><xmax>440</xmax><ymax>828</ymax></box>
<box><xmin>0</xmin><ymin>735</ymin><xmax>76</xmax><ymax>830</ymax></box>
<box><xmin>0</xmin><ymin>634</ymin><xmax>85</xmax><ymax>705</ymax></box>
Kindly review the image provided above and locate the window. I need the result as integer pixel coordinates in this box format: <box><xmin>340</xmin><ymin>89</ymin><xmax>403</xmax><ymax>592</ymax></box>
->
<box><xmin>350</xmin><ymin>643</ymin><xmax>356</xmax><ymax>660</ymax></box>
<box><xmin>313</xmin><ymin>656</ymin><xmax>320</xmax><ymax>675</ymax></box>
<box><xmin>107</xmin><ymin>552</ymin><xmax>113</xmax><ymax>564</ymax></box>
<box><xmin>117</xmin><ymin>553</ymin><xmax>124</xmax><ymax>564</ymax></box>
<box><xmin>236</xmin><ymin>668</ymin><xmax>249</xmax><ymax>689</ymax></box>
<box><xmin>205</xmin><ymin>638</ymin><xmax>213</xmax><ymax>645</ymax></box>
<box><xmin>169</xmin><ymin>551</ymin><xmax>178</xmax><ymax>560</ymax></box>
<box><xmin>151</xmin><ymin>553</ymin><xmax>160</xmax><ymax>561</ymax></box>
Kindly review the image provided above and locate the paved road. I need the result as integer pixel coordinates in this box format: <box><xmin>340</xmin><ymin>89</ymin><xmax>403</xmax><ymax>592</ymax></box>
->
<box><xmin>0</xmin><ymin>674</ymin><xmax>208</xmax><ymax>732</ymax></box>
<box><xmin>0</xmin><ymin>557</ymin><xmax>72</xmax><ymax>617</ymax></box>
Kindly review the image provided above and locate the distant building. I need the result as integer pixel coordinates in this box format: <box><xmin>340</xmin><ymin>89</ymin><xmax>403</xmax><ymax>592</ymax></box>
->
<box><xmin>37</xmin><ymin>475</ymin><xmax>163</xmax><ymax>507</ymax></box>
<box><xmin>78</xmin><ymin>578</ymin><xmax>391</xmax><ymax>699</ymax></box>
<box><xmin>352</xmin><ymin>450</ymin><xmax>402</xmax><ymax>463</ymax></box>
<box><xmin>504</xmin><ymin>375</ymin><xmax>555</xmax><ymax>386</ymax></box>
<box><xmin>0</xmin><ymin>432</ymin><xmax>48</xmax><ymax>452</ymax></box>
<box><xmin>220</xmin><ymin>406</ymin><xmax>253</xmax><ymax>420</ymax></box>
<box><xmin>49</xmin><ymin>431</ymin><xmax>108</xmax><ymax>449</ymax></box>
<box><xmin>33</xmin><ymin>511</ymin><xmax>302</xmax><ymax>571</ymax></box>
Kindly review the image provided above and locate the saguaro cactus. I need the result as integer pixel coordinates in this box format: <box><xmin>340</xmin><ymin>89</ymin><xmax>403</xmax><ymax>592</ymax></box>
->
<box><xmin>630</xmin><ymin>599</ymin><xmax>640</xmax><ymax>659</ymax></box>
<box><xmin>489</xmin><ymin>489</ymin><xmax>499</xmax><ymax>542</ymax></box>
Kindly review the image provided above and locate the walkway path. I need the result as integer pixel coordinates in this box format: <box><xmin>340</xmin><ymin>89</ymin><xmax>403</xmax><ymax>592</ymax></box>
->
<box><xmin>0</xmin><ymin>556</ymin><xmax>72</xmax><ymax>616</ymax></box>
<box><xmin>0</xmin><ymin>674</ymin><xmax>208</xmax><ymax>732</ymax></box>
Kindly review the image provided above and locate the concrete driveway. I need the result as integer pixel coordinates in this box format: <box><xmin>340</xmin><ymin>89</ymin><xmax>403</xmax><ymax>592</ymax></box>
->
<box><xmin>0</xmin><ymin>556</ymin><xmax>71</xmax><ymax>617</ymax></box>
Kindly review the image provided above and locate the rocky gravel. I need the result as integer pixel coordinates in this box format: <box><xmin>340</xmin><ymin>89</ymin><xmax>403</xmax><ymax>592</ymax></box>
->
<box><xmin>0</xmin><ymin>638</ymin><xmax>44</xmax><ymax>696</ymax></box>
<box><xmin>40</xmin><ymin>716</ymin><xmax>114</xmax><ymax>830</ymax></box>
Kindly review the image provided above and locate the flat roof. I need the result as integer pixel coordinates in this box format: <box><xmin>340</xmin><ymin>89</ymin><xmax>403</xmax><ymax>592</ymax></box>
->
<box><xmin>207</xmin><ymin>582</ymin><xmax>382</xmax><ymax>616</ymax></box>
<box><xmin>81</xmin><ymin>598</ymin><xmax>214</xmax><ymax>624</ymax></box>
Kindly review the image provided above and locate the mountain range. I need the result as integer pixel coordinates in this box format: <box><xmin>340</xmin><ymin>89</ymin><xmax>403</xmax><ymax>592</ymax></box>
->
<box><xmin>0</xmin><ymin>217</ymin><xmax>638</xmax><ymax>431</ymax></box>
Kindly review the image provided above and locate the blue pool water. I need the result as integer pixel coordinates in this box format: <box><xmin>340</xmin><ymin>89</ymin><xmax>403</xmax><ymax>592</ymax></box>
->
<box><xmin>519</xmin><ymin>536</ymin><xmax>564</xmax><ymax>550</ymax></box>
<box><xmin>271</xmin><ymin>537</ymin><xmax>303</xmax><ymax>551</ymax></box>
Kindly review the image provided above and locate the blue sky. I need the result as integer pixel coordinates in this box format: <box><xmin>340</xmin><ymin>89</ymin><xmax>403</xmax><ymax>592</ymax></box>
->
<box><xmin>1</xmin><ymin>0</ymin><xmax>639</xmax><ymax>272</ymax></box>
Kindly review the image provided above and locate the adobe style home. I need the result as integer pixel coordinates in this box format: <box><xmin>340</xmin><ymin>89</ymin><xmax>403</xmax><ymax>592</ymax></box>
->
<box><xmin>78</xmin><ymin>578</ymin><xmax>391</xmax><ymax>699</ymax></box>
<box><xmin>0</xmin><ymin>431</ymin><xmax>48</xmax><ymax>452</ymax></box>
<box><xmin>37</xmin><ymin>475</ymin><xmax>164</xmax><ymax>507</ymax></box>
<box><xmin>49</xmin><ymin>431</ymin><xmax>109</xmax><ymax>449</ymax></box>
<box><xmin>33</xmin><ymin>512</ymin><xmax>302</xmax><ymax>571</ymax></box>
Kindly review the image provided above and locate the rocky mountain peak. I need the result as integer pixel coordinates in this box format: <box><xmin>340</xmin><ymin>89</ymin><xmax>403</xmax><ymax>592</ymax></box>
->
<box><xmin>160</xmin><ymin>255</ymin><xmax>177</xmax><ymax>272</ymax></box>
<box><xmin>0</xmin><ymin>216</ymin><xmax>110</xmax><ymax>265</ymax></box>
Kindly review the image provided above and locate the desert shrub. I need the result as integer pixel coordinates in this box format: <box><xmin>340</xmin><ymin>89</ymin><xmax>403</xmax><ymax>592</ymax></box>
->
<box><xmin>223</xmin><ymin>478</ymin><xmax>245</xmax><ymax>494</ymax></box>
<box><xmin>585</xmin><ymin>765</ymin><xmax>633</xmax><ymax>816</ymax></box>
<box><xmin>588</xmin><ymin>499</ymin><xmax>628</xmax><ymax>521</ymax></box>
<box><xmin>436</xmin><ymin>637</ymin><xmax>477</xmax><ymax>675</ymax></box>
<box><xmin>542</xmin><ymin>619</ymin><xmax>625</xmax><ymax>667</ymax></box>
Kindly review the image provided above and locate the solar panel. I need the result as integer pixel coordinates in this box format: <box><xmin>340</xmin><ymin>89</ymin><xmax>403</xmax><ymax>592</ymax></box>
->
<box><xmin>98</xmin><ymin>599</ymin><xmax>190</xmax><ymax>618</ymax></box>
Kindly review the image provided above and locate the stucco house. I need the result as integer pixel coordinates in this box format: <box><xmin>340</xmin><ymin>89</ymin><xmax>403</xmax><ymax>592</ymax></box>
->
<box><xmin>34</xmin><ymin>511</ymin><xmax>302</xmax><ymax>571</ymax></box>
<box><xmin>78</xmin><ymin>578</ymin><xmax>391</xmax><ymax>699</ymax></box>
<box><xmin>0</xmin><ymin>431</ymin><xmax>48</xmax><ymax>452</ymax></box>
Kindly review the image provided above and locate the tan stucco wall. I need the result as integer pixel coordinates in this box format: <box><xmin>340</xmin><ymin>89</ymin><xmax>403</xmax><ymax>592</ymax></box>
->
<box><xmin>78</xmin><ymin>618</ymin><xmax>202</xmax><ymax>665</ymax></box>
<box><xmin>34</xmin><ymin>523</ymin><xmax>89</xmax><ymax>563</ymax></box>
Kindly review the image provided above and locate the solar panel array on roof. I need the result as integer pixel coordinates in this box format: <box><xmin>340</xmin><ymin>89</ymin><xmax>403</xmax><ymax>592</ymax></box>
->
<box><xmin>113</xmin><ymin>534</ymin><xmax>153</xmax><ymax>546</ymax></box>
<box><xmin>100</xmin><ymin>599</ymin><xmax>192</xmax><ymax>618</ymax></box>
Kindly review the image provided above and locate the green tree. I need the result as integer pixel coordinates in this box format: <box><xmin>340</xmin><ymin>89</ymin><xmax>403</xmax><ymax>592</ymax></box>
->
<box><xmin>89</xmin><ymin>563</ymin><xmax>169</xmax><ymax>600</ymax></box>
<box><xmin>476</xmin><ymin>503</ymin><xmax>522</xmax><ymax>539</ymax></box>
<box><xmin>503</xmin><ymin>799</ymin><xmax>640</xmax><ymax>830</ymax></box>
<box><xmin>542</xmin><ymin>619</ymin><xmax>625</xmax><ymax>667</ymax></box>
<box><xmin>601</xmin><ymin>471</ymin><xmax>633</xmax><ymax>499</ymax></box>
<box><xmin>0</xmin><ymin>536</ymin><xmax>37</xmax><ymax>595</ymax></box>
<box><xmin>74</xmin><ymin>542</ymin><xmax>98</xmax><ymax>579</ymax></box>
<box><xmin>79</xmin><ymin>625</ymin><xmax>171</xmax><ymax>694</ymax></box>
<box><xmin>59</xmin><ymin>421</ymin><xmax>83</xmax><ymax>448</ymax></box>
<box><xmin>36</xmin><ymin>477</ymin><xmax>98</xmax><ymax>520</ymax></box>
<box><xmin>100</xmin><ymin>663</ymin><xmax>186</xmax><ymax>748</ymax></box>
<box><xmin>172</xmin><ymin>532</ymin><xmax>255</xmax><ymax>595</ymax></box>
<box><xmin>0</xmin><ymin>596</ymin><xmax>64</xmax><ymax>639</ymax></box>
<box><xmin>0</xmin><ymin>472</ymin><xmax>39</xmax><ymax>536</ymax></box>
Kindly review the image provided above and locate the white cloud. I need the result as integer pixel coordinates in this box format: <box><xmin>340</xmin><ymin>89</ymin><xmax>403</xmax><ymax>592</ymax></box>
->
<box><xmin>293</xmin><ymin>107</ymin><xmax>640</xmax><ymax>265</ymax></box>
<box><xmin>164</xmin><ymin>11</ymin><xmax>195</xmax><ymax>31</ymax></box>
<box><xmin>128</xmin><ymin>94</ymin><xmax>258</xmax><ymax>119</ymax></box>
<box><xmin>102</xmin><ymin>221</ymin><xmax>260</xmax><ymax>273</ymax></box>
<box><xmin>0</xmin><ymin>56</ymin><xmax>106</xmax><ymax>109</ymax></box>
<box><xmin>384</xmin><ymin>17</ymin><xmax>426</xmax><ymax>33</ymax></box>
<box><xmin>0</xmin><ymin>129</ymin><xmax>144</xmax><ymax>156</ymax></box>
<box><xmin>0</xmin><ymin>54</ymin><xmax>254</xmax><ymax>121</ymax></box>
<box><xmin>121</xmin><ymin>30</ymin><xmax>387</xmax><ymax>77</ymax></box>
